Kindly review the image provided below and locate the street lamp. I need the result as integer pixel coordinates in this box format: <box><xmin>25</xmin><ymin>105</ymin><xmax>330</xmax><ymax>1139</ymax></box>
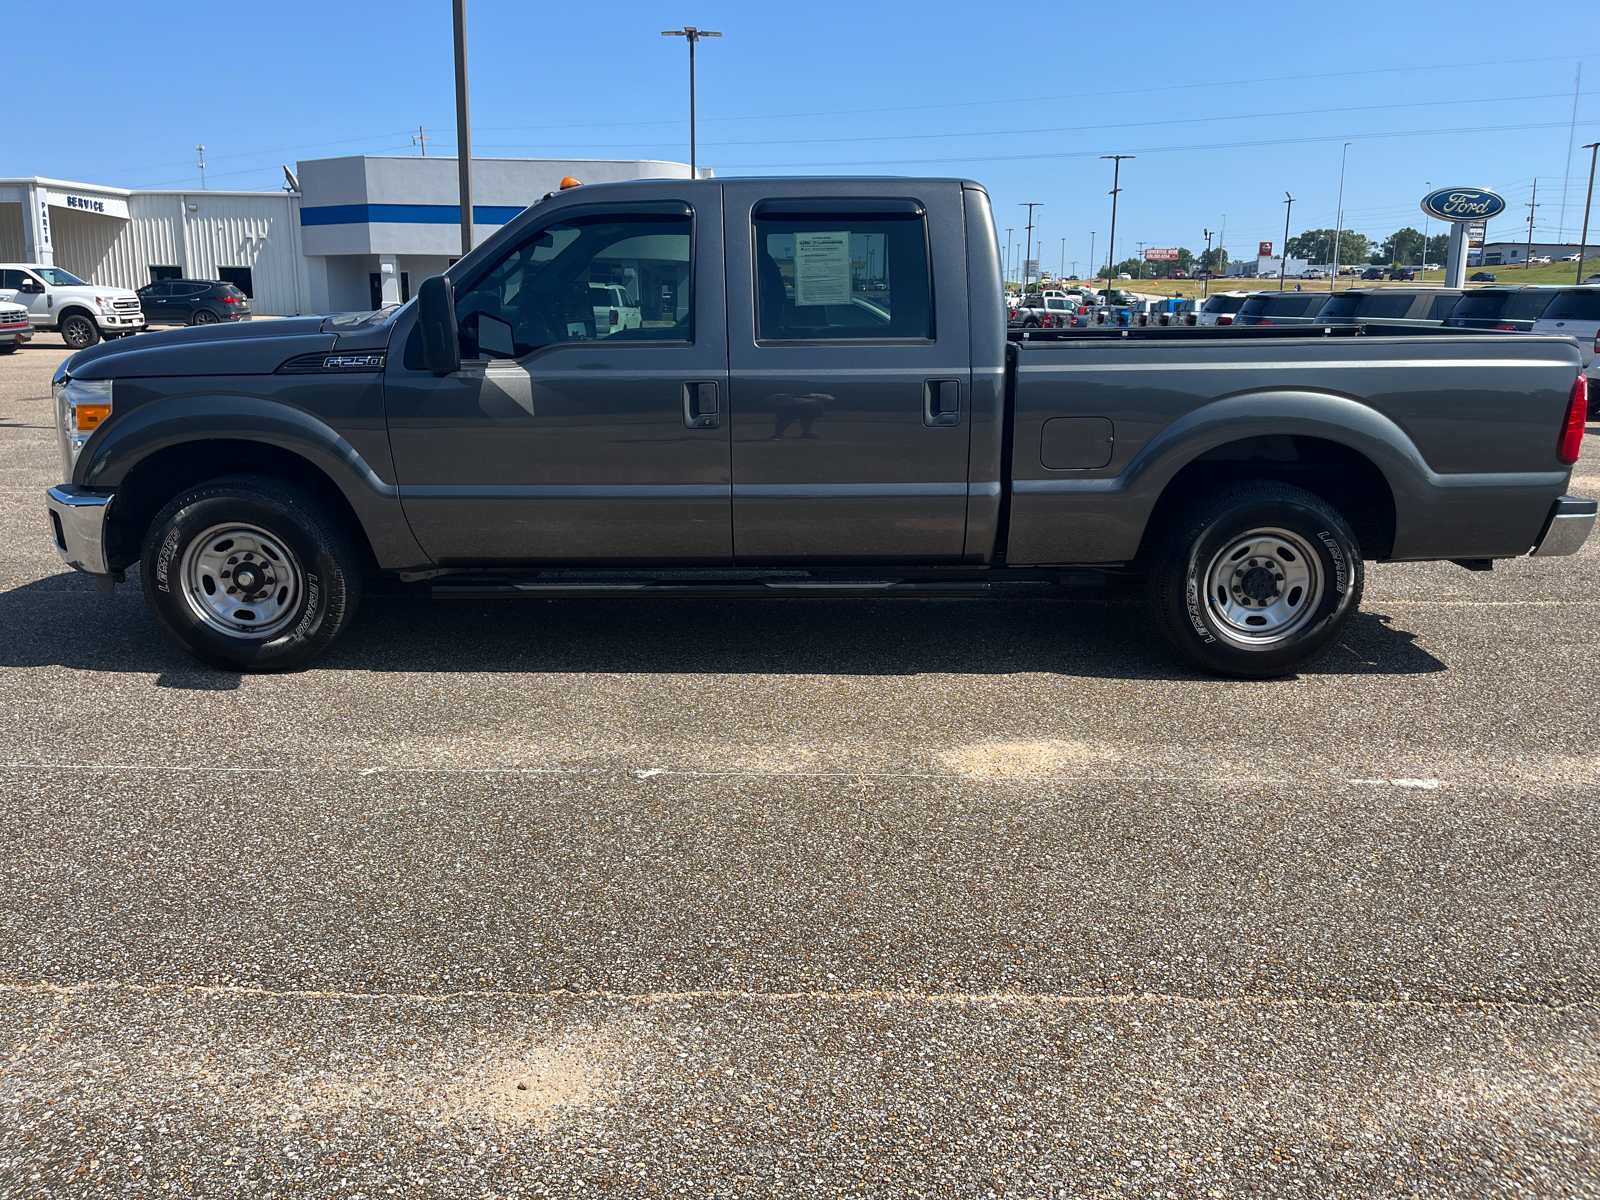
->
<box><xmin>1101</xmin><ymin>156</ymin><xmax>1134</xmax><ymax>282</ymax></box>
<box><xmin>1088</xmin><ymin>232</ymin><xmax>1096</xmax><ymax>287</ymax></box>
<box><xmin>1331</xmin><ymin>142</ymin><xmax>1351</xmax><ymax>291</ymax></box>
<box><xmin>1279</xmin><ymin>192</ymin><xmax>1295</xmax><ymax>292</ymax></box>
<box><xmin>1577</xmin><ymin>142</ymin><xmax>1599</xmax><ymax>285</ymax></box>
<box><xmin>661</xmin><ymin>26</ymin><xmax>722</xmax><ymax>180</ymax></box>
<box><xmin>1419</xmin><ymin>180</ymin><xmax>1431</xmax><ymax>282</ymax></box>
<box><xmin>1203</xmin><ymin>228</ymin><xmax>1213</xmax><ymax>297</ymax></box>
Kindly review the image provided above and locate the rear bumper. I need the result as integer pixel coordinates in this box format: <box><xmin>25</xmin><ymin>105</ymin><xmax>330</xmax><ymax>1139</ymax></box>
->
<box><xmin>1530</xmin><ymin>494</ymin><xmax>1597</xmax><ymax>557</ymax></box>
<box><xmin>45</xmin><ymin>485</ymin><xmax>114</xmax><ymax>576</ymax></box>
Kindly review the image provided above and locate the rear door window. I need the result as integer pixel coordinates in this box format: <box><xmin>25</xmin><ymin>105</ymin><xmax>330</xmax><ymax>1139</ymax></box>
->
<box><xmin>1319</xmin><ymin>295</ymin><xmax>1363</xmax><ymax>319</ymax></box>
<box><xmin>1357</xmin><ymin>295</ymin><xmax>1414</xmax><ymax>319</ymax></box>
<box><xmin>1541</xmin><ymin>290</ymin><xmax>1600</xmax><ymax>321</ymax></box>
<box><xmin>1502</xmin><ymin>291</ymin><xmax>1556</xmax><ymax>321</ymax></box>
<box><xmin>753</xmin><ymin>203</ymin><xmax>932</xmax><ymax>340</ymax></box>
<box><xmin>1426</xmin><ymin>293</ymin><xmax>1460</xmax><ymax>321</ymax></box>
<box><xmin>1238</xmin><ymin>295</ymin><xmax>1270</xmax><ymax>317</ymax></box>
<box><xmin>1449</xmin><ymin>292</ymin><xmax>1507</xmax><ymax>321</ymax></box>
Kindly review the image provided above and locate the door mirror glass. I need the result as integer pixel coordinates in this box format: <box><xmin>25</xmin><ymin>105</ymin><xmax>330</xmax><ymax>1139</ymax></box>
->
<box><xmin>417</xmin><ymin>274</ymin><xmax>462</xmax><ymax>375</ymax></box>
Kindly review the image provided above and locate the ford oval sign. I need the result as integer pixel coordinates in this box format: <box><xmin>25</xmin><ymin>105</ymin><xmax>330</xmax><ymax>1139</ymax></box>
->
<box><xmin>1420</xmin><ymin>187</ymin><xmax>1506</xmax><ymax>223</ymax></box>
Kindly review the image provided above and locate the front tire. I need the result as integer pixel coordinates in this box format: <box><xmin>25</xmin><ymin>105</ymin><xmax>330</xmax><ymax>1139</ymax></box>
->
<box><xmin>1148</xmin><ymin>481</ymin><xmax>1363</xmax><ymax>678</ymax></box>
<box><xmin>141</xmin><ymin>475</ymin><xmax>362</xmax><ymax>672</ymax></box>
<box><xmin>60</xmin><ymin>313</ymin><xmax>100</xmax><ymax>349</ymax></box>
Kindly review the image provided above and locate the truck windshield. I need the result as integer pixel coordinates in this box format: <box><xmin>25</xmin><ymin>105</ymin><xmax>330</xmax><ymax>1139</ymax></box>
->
<box><xmin>34</xmin><ymin>268</ymin><xmax>87</xmax><ymax>286</ymax></box>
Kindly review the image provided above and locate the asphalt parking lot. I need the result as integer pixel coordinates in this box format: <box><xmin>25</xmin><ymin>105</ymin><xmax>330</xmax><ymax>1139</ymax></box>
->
<box><xmin>1</xmin><ymin>332</ymin><xmax>1597</xmax><ymax>1198</ymax></box>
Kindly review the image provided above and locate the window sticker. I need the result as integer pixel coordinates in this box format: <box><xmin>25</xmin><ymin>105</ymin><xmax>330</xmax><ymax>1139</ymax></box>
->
<box><xmin>794</xmin><ymin>231</ymin><xmax>852</xmax><ymax>306</ymax></box>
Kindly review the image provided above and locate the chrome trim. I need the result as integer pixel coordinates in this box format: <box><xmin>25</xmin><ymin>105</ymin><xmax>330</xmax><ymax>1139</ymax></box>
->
<box><xmin>733</xmin><ymin>482</ymin><xmax>967</xmax><ymax>498</ymax></box>
<box><xmin>45</xmin><ymin>486</ymin><xmax>113</xmax><ymax>576</ymax></box>
<box><xmin>1016</xmin><ymin>358</ymin><xmax>1572</xmax><ymax>373</ymax></box>
<box><xmin>399</xmin><ymin>483</ymin><xmax>727</xmax><ymax>499</ymax></box>
<box><xmin>1530</xmin><ymin>495</ymin><xmax>1597</xmax><ymax>557</ymax></box>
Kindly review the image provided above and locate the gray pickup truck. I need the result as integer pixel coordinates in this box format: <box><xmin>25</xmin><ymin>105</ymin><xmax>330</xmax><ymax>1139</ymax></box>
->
<box><xmin>46</xmin><ymin>177</ymin><xmax>1596</xmax><ymax>678</ymax></box>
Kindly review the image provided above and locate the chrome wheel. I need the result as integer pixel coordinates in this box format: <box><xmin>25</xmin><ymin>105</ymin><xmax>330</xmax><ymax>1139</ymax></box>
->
<box><xmin>179</xmin><ymin>523</ymin><xmax>304</xmax><ymax>639</ymax></box>
<box><xmin>1202</xmin><ymin>526</ymin><xmax>1323</xmax><ymax>647</ymax></box>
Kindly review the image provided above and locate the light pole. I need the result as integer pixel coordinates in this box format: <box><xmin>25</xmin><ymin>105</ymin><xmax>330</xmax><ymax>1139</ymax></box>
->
<box><xmin>1101</xmin><ymin>155</ymin><xmax>1134</xmax><ymax>282</ymax></box>
<box><xmin>1060</xmin><ymin>237</ymin><xmax>1066</xmax><ymax>279</ymax></box>
<box><xmin>196</xmin><ymin>145</ymin><xmax>206</xmax><ymax>191</ymax></box>
<box><xmin>1004</xmin><ymin>228</ymin><xmax>1014</xmax><ymax>288</ymax></box>
<box><xmin>453</xmin><ymin>0</ymin><xmax>473</xmax><ymax>254</ymax></box>
<box><xmin>1088</xmin><ymin>232</ymin><xmax>1097</xmax><ymax>287</ymax></box>
<box><xmin>1577</xmin><ymin>143</ymin><xmax>1599</xmax><ymax>285</ymax></box>
<box><xmin>1019</xmin><ymin>202</ymin><xmax>1042</xmax><ymax>290</ymax></box>
<box><xmin>1419</xmin><ymin>180</ymin><xmax>1431</xmax><ymax>281</ymax></box>
<box><xmin>1331</xmin><ymin>141</ymin><xmax>1350</xmax><ymax>291</ymax></box>
<box><xmin>1279</xmin><ymin>192</ymin><xmax>1295</xmax><ymax>291</ymax></box>
<box><xmin>661</xmin><ymin>26</ymin><xmax>722</xmax><ymax>180</ymax></box>
<box><xmin>1203</xmin><ymin>228</ymin><xmax>1213</xmax><ymax>297</ymax></box>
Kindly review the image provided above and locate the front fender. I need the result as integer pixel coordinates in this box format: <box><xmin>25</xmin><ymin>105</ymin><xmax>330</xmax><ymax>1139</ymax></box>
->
<box><xmin>82</xmin><ymin>392</ymin><xmax>430</xmax><ymax>570</ymax></box>
<box><xmin>1007</xmin><ymin>389</ymin><xmax>1568</xmax><ymax>563</ymax></box>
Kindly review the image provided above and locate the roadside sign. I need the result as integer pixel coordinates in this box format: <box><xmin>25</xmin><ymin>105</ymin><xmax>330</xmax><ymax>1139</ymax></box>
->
<box><xmin>1145</xmin><ymin>248</ymin><xmax>1180</xmax><ymax>261</ymax></box>
<box><xmin>1420</xmin><ymin>187</ymin><xmax>1506</xmax><ymax>223</ymax></box>
<box><xmin>1258</xmin><ymin>241</ymin><xmax>1273</xmax><ymax>256</ymax></box>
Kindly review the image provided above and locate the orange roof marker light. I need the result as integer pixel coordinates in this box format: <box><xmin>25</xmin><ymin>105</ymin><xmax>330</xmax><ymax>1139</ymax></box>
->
<box><xmin>559</xmin><ymin>176</ymin><xmax>582</xmax><ymax>190</ymax></box>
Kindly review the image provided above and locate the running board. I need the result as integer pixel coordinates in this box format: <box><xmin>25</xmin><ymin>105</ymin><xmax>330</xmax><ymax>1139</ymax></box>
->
<box><xmin>432</xmin><ymin>579</ymin><xmax>992</xmax><ymax>600</ymax></box>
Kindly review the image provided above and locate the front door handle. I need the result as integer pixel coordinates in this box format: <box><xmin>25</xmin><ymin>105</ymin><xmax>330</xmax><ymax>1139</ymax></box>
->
<box><xmin>683</xmin><ymin>380</ymin><xmax>720</xmax><ymax>428</ymax></box>
<box><xmin>924</xmin><ymin>378</ymin><xmax>960</xmax><ymax>428</ymax></box>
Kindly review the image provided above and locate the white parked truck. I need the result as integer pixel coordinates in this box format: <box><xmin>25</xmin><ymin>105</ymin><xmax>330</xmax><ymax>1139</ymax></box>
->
<box><xmin>0</xmin><ymin>265</ymin><xmax>145</xmax><ymax>349</ymax></box>
<box><xmin>0</xmin><ymin>299</ymin><xmax>32</xmax><ymax>353</ymax></box>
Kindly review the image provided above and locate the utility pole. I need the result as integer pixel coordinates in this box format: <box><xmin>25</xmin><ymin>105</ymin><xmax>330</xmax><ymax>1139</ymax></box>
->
<box><xmin>1279</xmin><ymin>192</ymin><xmax>1295</xmax><ymax>291</ymax></box>
<box><xmin>661</xmin><ymin>26</ymin><xmax>722</xmax><ymax>179</ymax></box>
<box><xmin>1331</xmin><ymin>141</ymin><xmax>1351</xmax><ymax>291</ymax></box>
<box><xmin>1203</xmin><ymin>228</ymin><xmax>1213</xmax><ymax>297</ymax></box>
<box><xmin>412</xmin><ymin>125</ymin><xmax>430</xmax><ymax>156</ymax></box>
<box><xmin>1101</xmin><ymin>155</ymin><xmax>1134</xmax><ymax>282</ymax></box>
<box><xmin>1136</xmin><ymin>241</ymin><xmax>1146</xmax><ymax>281</ymax></box>
<box><xmin>1524</xmin><ymin>178</ymin><xmax>1540</xmax><ymax>269</ymax></box>
<box><xmin>1019</xmin><ymin>202</ymin><xmax>1042</xmax><ymax>290</ymax></box>
<box><xmin>197</xmin><ymin>145</ymin><xmax>206</xmax><ymax>191</ymax></box>
<box><xmin>1088</xmin><ymin>232</ymin><xmax>1096</xmax><ymax>287</ymax></box>
<box><xmin>1004</xmin><ymin>228</ymin><xmax>1014</xmax><ymax>288</ymax></box>
<box><xmin>1578</xmin><ymin>143</ymin><xmax>1599</xmax><ymax>285</ymax></box>
<box><xmin>453</xmin><ymin>0</ymin><xmax>474</xmax><ymax>255</ymax></box>
<box><xmin>1060</xmin><ymin>237</ymin><xmax>1065</xmax><ymax>280</ymax></box>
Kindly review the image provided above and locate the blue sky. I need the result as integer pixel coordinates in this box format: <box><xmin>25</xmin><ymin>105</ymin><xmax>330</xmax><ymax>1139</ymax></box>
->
<box><xmin>9</xmin><ymin>0</ymin><xmax>1598</xmax><ymax>268</ymax></box>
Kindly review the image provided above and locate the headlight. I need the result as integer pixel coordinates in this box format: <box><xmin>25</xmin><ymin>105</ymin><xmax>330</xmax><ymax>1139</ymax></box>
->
<box><xmin>56</xmin><ymin>377</ymin><xmax>113</xmax><ymax>483</ymax></box>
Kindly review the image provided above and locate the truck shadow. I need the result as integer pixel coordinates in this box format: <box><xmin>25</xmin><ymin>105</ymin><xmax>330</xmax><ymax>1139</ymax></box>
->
<box><xmin>0</xmin><ymin>574</ymin><xmax>1445</xmax><ymax>686</ymax></box>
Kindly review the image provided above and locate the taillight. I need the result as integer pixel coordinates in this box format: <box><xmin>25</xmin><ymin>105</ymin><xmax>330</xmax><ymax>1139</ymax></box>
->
<box><xmin>1491</xmin><ymin>323</ymin><xmax>1515</xmax><ymax>331</ymax></box>
<box><xmin>220</xmin><ymin>295</ymin><xmax>242</xmax><ymax>303</ymax></box>
<box><xmin>1559</xmin><ymin>374</ymin><xmax>1588</xmax><ymax>464</ymax></box>
<box><xmin>610</xmin><ymin>309</ymin><xmax>618</xmax><ymax>326</ymax></box>
<box><xmin>1256</xmin><ymin>318</ymin><xmax>1273</xmax><ymax>325</ymax></box>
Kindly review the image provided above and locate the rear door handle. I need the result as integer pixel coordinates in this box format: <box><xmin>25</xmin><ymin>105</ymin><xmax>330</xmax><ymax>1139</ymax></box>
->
<box><xmin>923</xmin><ymin>378</ymin><xmax>960</xmax><ymax>428</ymax></box>
<box><xmin>683</xmin><ymin>380</ymin><xmax>720</xmax><ymax>428</ymax></box>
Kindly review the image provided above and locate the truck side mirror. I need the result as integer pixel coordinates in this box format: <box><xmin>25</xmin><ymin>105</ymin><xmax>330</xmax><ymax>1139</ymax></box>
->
<box><xmin>417</xmin><ymin>275</ymin><xmax>461</xmax><ymax>376</ymax></box>
<box><xmin>22</xmin><ymin>279</ymin><xmax>43</xmax><ymax>294</ymax></box>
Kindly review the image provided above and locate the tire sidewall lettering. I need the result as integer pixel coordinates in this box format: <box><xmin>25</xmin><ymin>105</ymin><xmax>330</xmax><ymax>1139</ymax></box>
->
<box><xmin>1315</xmin><ymin>529</ymin><xmax>1349</xmax><ymax>595</ymax></box>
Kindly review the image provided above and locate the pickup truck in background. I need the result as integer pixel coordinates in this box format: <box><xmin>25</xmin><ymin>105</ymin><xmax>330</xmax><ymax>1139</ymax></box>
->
<box><xmin>44</xmin><ymin>177</ymin><xmax>1596</xmax><ymax>679</ymax></box>
<box><xmin>0</xmin><ymin>264</ymin><xmax>146</xmax><ymax>348</ymax></box>
<box><xmin>0</xmin><ymin>299</ymin><xmax>32</xmax><ymax>353</ymax></box>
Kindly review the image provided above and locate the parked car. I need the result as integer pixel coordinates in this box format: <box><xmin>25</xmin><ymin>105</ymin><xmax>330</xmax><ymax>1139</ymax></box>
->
<box><xmin>136</xmin><ymin>279</ymin><xmax>252</xmax><ymax>327</ymax></box>
<box><xmin>1233</xmin><ymin>292</ymin><xmax>1331</xmax><ymax>325</ymax></box>
<box><xmin>1360</xmin><ymin>267</ymin><xmax>1386</xmax><ymax>280</ymax></box>
<box><xmin>1302</xmin><ymin>268</ymin><xmax>1325</xmax><ymax>280</ymax></box>
<box><xmin>42</xmin><ymin>174</ymin><xmax>1597</xmax><ymax>682</ymax></box>
<box><xmin>1470</xmin><ymin>271</ymin><xmax>1498</xmax><ymax>282</ymax></box>
<box><xmin>1561</xmin><ymin>254</ymin><xmax>1582</xmax><ymax>263</ymax></box>
<box><xmin>1530</xmin><ymin>287</ymin><xmax>1600</xmax><ymax>388</ymax></box>
<box><xmin>588</xmin><ymin>283</ymin><xmax>642</xmax><ymax>335</ymax></box>
<box><xmin>0</xmin><ymin>299</ymin><xmax>33</xmax><ymax>353</ymax></box>
<box><xmin>1443</xmin><ymin>287</ymin><xmax>1558</xmax><ymax>332</ymax></box>
<box><xmin>1316</xmin><ymin>288</ymin><xmax>1464</xmax><ymax>325</ymax></box>
<box><xmin>1194</xmin><ymin>290</ymin><xmax>1252</xmax><ymax>326</ymax></box>
<box><xmin>1532</xmin><ymin>256</ymin><xmax>1552</xmax><ymax>265</ymax></box>
<box><xmin>1389</xmin><ymin>267</ymin><xmax>1417</xmax><ymax>282</ymax></box>
<box><xmin>1116</xmin><ymin>272</ymin><xmax>1132</xmax><ymax>279</ymax></box>
<box><xmin>0</xmin><ymin>264</ymin><xmax>145</xmax><ymax>348</ymax></box>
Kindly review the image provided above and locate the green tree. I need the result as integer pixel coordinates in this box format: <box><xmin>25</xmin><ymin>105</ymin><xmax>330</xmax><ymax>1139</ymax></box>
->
<box><xmin>1381</xmin><ymin>227</ymin><xmax>1426</xmax><ymax>266</ymax></box>
<box><xmin>1288</xmin><ymin>228</ymin><xmax>1371</xmax><ymax>265</ymax></box>
<box><xmin>1425</xmin><ymin>233</ymin><xmax>1450</xmax><ymax>265</ymax></box>
<box><xmin>1197</xmin><ymin>247</ymin><xmax>1229</xmax><ymax>273</ymax></box>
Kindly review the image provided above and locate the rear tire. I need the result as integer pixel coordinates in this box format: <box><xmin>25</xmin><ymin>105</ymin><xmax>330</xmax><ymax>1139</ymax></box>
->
<box><xmin>1148</xmin><ymin>481</ymin><xmax>1363</xmax><ymax>679</ymax></box>
<box><xmin>192</xmin><ymin>309</ymin><xmax>219</xmax><ymax>326</ymax></box>
<box><xmin>60</xmin><ymin>313</ymin><xmax>100</xmax><ymax>349</ymax></box>
<box><xmin>141</xmin><ymin>474</ymin><xmax>362</xmax><ymax>672</ymax></box>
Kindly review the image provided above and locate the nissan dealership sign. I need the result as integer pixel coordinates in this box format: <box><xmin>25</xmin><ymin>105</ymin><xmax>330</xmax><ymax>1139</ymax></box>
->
<box><xmin>1420</xmin><ymin>187</ymin><xmax>1505</xmax><ymax>223</ymax></box>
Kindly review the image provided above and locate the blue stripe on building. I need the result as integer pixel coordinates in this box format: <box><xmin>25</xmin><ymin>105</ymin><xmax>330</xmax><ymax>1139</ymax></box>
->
<box><xmin>300</xmin><ymin>203</ymin><xmax>527</xmax><ymax>227</ymax></box>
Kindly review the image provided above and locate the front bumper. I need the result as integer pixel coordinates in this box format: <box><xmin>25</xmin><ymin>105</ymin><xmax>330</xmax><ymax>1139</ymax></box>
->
<box><xmin>46</xmin><ymin>486</ymin><xmax>114</xmax><ymax>577</ymax></box>
<box><xmin>1531</xmin><ymin>494</ymin><xmax>1598</xmax><ymax>557</ymax></box>
<box><xmin>1</xmin><ymin>325</ymin><xmax>30</xmax><ymax>345</ymax></box>
<box><xmin>98</xmin><ymin>312</ymin><xmax>146</xmax><ymax>330</ymax></box>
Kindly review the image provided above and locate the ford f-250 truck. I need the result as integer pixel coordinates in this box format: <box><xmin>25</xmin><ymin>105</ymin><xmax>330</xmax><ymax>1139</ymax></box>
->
<box><xmin>45</xmin><ymin>177</ymin><xmax>1597</xmax><ymax>678</ymax></box>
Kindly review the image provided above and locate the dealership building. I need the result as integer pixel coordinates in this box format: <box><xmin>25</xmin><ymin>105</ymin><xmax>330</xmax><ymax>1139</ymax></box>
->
<box><xmin>0</xmin><ymin>155</ymin><xmax>700</xmax><ymax>316</ymax></box>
